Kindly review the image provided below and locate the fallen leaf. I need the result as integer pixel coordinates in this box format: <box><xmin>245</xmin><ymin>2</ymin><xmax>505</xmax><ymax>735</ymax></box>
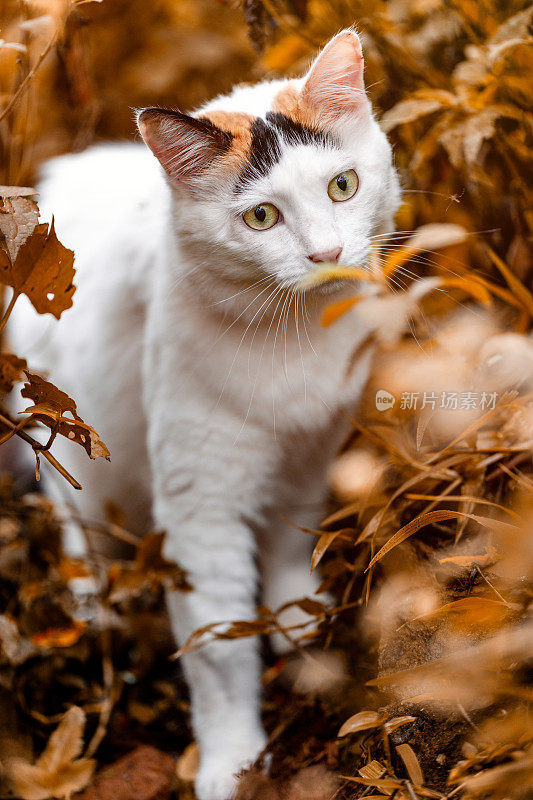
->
<box><xmin>439</xmin><ymin>545</ymin><xmax>501</xmax><ymax>568</ymax></box>
<box><xmin>396</xmin><ymin>743</ymin><xmax>424</xmax><ymax>786</ymax></box>
<box><xmin>0</xmin><ymin>615</ymin><xmax>36</xmax><ymax>665</ymax></box>
<box><xmin>108</xmin><ymin>532</ymin><xmax>192</xmax><ymax>603</ymax></box>
<box><xmin>5</xmin><ymin>706</ymin><xmax>95</xmax><ymax>800</ymax></box>
<box><xmin>176</xmin><ymin>742</ymin><xmax>199</xmax><ymax>783</ymax></box>
<box><xmin>338</xmin><ymin>710</ymin><xmax>385</xmax><ymax>738</ymax></box>
<box><xmin>31</xmin><ymin>620</ymin><xmax>86</xmax><ymax>649</ymax></box>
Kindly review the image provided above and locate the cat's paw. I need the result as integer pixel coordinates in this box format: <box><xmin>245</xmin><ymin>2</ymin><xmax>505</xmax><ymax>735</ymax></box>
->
<box><xmin>195</xmin><ymin>734</ymin><xmax>267</xmax><ymax>800</ymax></box>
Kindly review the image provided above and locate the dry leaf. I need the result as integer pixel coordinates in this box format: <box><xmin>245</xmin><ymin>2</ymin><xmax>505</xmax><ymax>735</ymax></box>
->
<box><xmin>338</xmin><ymin>710</ymin><xmax>385</xmax><ymax>738</ymax></box>
<box><xmin>5</xmin><ymin>706</ymin><xmax>95</xmax><ymax>800</ymax></box>
<box><xmin>0</xmin><ymin>193</ymin><xmax>40</xmax><ymax>261</ymax></box>
<box><xmin>0</xmin><ymin>615</ymin><xmax>36</xmax><ymax>665</ymax></box>
<box><xmin>380</xmin><ymin>89</ymin><xmax>457</xmax><ymax>132</ymax></box>
<box><xmin>31</xmin><ymin>620</ymin><xmax>86</xmax><ymax>649</ymax></box>
<box><xmin>395</xmin><ymin>743</ymin><xmax>424</xmax><ymax>786</ymax></box>
<box><xmin>21</xmin><ymin>372</ymin><xmax>110</xmax><ymax>460</ymax></box>
<box><xmin>108</xmin><ymin>532</ymin><xmax>192</xmax><ymax>603</ymax></box>
<box><xmin>0</xmin><ymin>353</ymin><xmax>27</xmax><ymax>395</ymax></box>
<box><xmin>0</xmin><ymin>219</ymin><xmax>75</xmax><ymax>318</ymax></box>
<box><xmin>176</xmin><ymin>742</ymin><xmax>199</xmax><ymax>783</ymax></box>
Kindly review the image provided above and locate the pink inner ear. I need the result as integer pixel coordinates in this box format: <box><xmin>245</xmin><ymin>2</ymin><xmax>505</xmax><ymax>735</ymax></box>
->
<box><xmin>138</xmin><ymin>109</ymin><xmax>231</xmax><ymax>186</ymax></box>
<box><xmin>302</xmin><ymin>31</ymin><xmax>366</xmax><ymax>116</ymax></box>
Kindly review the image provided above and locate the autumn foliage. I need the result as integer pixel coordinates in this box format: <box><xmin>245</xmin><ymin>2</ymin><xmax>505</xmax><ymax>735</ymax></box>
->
<box><xmin>0</xmin><ymin>1</ymin><xmax>532</xmax><ymax>799</ymax></box>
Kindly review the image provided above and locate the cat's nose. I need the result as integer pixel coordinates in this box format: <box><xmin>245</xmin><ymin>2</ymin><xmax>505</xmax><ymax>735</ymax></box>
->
<box><xmin>308</xmin><ymin>246</ymin><xmax>342</xmax><ymax>264</ymax></box>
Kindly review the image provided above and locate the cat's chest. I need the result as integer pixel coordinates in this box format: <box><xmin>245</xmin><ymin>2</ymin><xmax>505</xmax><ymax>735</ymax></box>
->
<box><xmin>196</xmin><ymin>304</ymin><xmax>373</xmax><ymax>431</ymax></box>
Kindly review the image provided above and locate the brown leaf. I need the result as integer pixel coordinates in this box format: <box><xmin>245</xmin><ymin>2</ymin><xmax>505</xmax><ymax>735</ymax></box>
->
<box><xmin>31</xmin><ymin>620</ymin><xmax>86</xmax><ymax>649</ymax></box>
<box><xmin>380</xmin><ymin>90</ymin><xmax>457</xmax><ymax>132</ymax></box>
<box><xmin>21</xmin><ymin>372</ymin><xmax>110</xmax><ymax>460</ymax></box>
<box><xmin>0</xmin><ymin>353</ymin><xmax>27</xmax><ymax>395</ymax></box>
<box><xmin>108</xmin><ymin>532</ymin><xmax>191</xmax><ymax>603</ymax></box>
<box><xmin>0</xmin><ymin>186</ymin><xmax>38</xmax><ymax>198</ymax></box>
<box><xmin>439</xmin><ymin>545</ymin><xmax>501</xmax><ymax>568</ymax></box>
<box><xmin>176</xmin><ymin>742</ymin><xmax>199</xmax><ymax>783</ymax></box>
<box><xmin>5</xmin><ymin>706</ymin><xmax>95</xmax><ymax>800</ymax></box>
<box><xmin>21</xmin><ymin>371</ymin><xmax>81</xmax><ymax>419</ymax></box>
<box><xmin>0</xmin><ymin>615</ymin><xmax>36</xmax><ymax>665</ymax></box>
<box><xmin>0</xmin><ymin>219</ymin><xmax>75</xmax><ymax>318</ymax></box>
<box><xmin>311</xmin><ymin>530</ymin><xmax>344</xmax><ymax>571</ymax></box>
<box><xmin>417</xmin><ymin>597</ymin><xmax>512</xmax><ymax>631</ymax></box>
<box><xmin>395</xmin><ymin>743</ymin><xmax>424</xmax><ymax>786</ymax></box>
<box><xmin>383</xmin><ymin>716</ymin><xmax>417</xmax><ymax>734</ymax></box>
<box><xmin>0</xmin><ymin>193</ymin><xmax>39</xmax><ymax>260</ymax></box>
<box><xmin>338</xmin><ymin>710</ymin><xmax>385</xmax><ymax>738</ymax></box>
<box><xmin>366</xmin><ymin>510</ymin><xmax>507</xmax><ymax>571</ymax></box>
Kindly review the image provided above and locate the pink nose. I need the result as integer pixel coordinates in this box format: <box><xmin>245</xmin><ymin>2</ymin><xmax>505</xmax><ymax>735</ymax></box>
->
<box><xmin>308</xmin><ymin>246</ymin><xmax>342</xmax><ymax>264</ymax></box>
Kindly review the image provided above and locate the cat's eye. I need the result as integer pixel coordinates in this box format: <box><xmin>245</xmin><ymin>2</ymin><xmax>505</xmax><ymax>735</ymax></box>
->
<box><xmin>328</xmin><ymin>169</ymin><xmax>359</xmax><ymax>202</ymax></box>
<box><xmin>243</xmin><ymin>203</ymin><xmax>279</xmax><ymax>231</ymax></box>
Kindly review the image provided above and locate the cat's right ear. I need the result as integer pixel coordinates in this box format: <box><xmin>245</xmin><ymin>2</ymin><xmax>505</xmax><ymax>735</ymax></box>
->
<box><xmin>301</xmin><ymin>29</ymin><xmax>369</xmax><ymax>118</ymax></box>
<box><xmin>137</xmin><ymin>108</ymin><xmax>233</xmax><ymax>188</ymax></box>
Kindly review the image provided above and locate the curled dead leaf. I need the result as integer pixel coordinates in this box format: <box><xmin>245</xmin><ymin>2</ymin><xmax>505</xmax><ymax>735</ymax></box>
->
<box><xmin>21</xmin><ymin>372</ymin><xmax>110</xmax><ymax>460</ymax></box>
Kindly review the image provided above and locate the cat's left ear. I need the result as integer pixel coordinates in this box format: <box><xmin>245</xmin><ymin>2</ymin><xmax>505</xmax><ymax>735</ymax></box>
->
<box><xmin>137</xmin><ymin>108</ymin><xmax>233</xmax><ymax>188</ymax></box>
<box><xmin>301</xmin><ymin>29</ymin><xmax>368</xmax><ymax>117</ymax></box>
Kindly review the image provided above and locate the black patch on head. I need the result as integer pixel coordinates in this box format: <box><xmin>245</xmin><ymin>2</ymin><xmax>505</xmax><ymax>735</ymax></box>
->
<box><xmin>234</xmin><ymin>112</ymin><xmax>335</xmax><ymax>193</ymax></box>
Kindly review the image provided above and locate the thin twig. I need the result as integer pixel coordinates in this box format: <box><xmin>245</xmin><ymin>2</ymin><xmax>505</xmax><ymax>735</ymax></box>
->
<box><xmin>0</xmin><ymin>410</ymin><xmax>82</xmax><ymax>489</ymax></box>
<box><xmin>0</xmin><ymin>291</ymin><xmax>19</xmax><ymax>335</ymax></box>
<box><xmin>0</xmin><ymin>32</ymin><xmax>58</xmax><ymax>124</ymax></box>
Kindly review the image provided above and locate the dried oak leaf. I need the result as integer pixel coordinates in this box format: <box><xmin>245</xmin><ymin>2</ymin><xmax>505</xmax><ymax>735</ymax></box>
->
<box><xmin>0</xmin><ymin>219</ymin><xmax>75</xmax><ymax>318</ymax></box>
<box><xmin>0</xmin><ymin>353</ymin><xmax>27</xmax><ymax>395</ymax></box>
<box><xmin>5</xmin><ymin>706</ymin><xmax>95</xmax><ymax>800</ymax></box>
<box><xmin>21</xmin><ymin>372</ymin><xmax>110</xmax><ymax>460</ymax></box>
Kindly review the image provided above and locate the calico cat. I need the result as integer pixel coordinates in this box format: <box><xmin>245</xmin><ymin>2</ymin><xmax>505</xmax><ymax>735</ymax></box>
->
<box><xmin>10</xmin><ymin>29</ymin><xmax>400</xmax><ymax>800</ymax></box>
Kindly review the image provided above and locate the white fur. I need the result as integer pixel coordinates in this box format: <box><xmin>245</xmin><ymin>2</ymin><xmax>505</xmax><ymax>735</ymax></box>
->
<box><xmin>9</xmin><ymin>31</ymin><xmax>400</xmax><ymax>800</ymax></box>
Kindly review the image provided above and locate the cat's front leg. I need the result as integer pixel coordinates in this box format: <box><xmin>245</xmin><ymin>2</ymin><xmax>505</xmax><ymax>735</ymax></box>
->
<box><xmin>165</xmin><ymin>552</ymin><xmax>267</xmax><ymax>800</ymax></box>
<box><xmin>149</xmin><ymin>420</ymin><xmax>271</xmax><ymax>800</ymax></box>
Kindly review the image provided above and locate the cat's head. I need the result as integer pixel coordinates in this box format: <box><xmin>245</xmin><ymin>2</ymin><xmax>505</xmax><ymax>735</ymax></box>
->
<box><xmin>138</xmin><ymin>29</ymin><xmax>400</xmax><ymax>293</ymax></box>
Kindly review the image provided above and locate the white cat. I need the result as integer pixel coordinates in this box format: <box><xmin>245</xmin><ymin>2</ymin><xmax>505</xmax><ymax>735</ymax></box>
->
<box><xmin>10</xmin><ymin>29</ymin><xmax>400</xmax><ymax>800</ymax></box>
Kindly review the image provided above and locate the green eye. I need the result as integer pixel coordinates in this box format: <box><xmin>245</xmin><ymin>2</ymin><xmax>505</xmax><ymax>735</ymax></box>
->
<box><xmin>328</xmin><ymin>169</ymin><xmax>359</xmax><ymax>202</ymax></box>
<box><xmin>243</xmin><ymin>203</ymin><xmax>279</xmax><ymax>231</ymax></box>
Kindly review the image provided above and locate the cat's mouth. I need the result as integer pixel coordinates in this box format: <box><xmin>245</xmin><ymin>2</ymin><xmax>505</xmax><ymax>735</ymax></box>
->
<box><xmin>295</xmin><ymin>260</ymin><xmax>373</xmax><ymax>294</ymax></box>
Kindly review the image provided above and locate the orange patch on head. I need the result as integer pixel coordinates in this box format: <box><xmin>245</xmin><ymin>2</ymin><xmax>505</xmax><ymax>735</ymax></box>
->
<box><xmin>198</xmin><ymin>110</ymin><xmax>254</xmax><ymax>173</ymax></box>
<box><xmin>272</xmin><ymin>82</ymin><xmax>323</xmax><ymax>130</ymax></box>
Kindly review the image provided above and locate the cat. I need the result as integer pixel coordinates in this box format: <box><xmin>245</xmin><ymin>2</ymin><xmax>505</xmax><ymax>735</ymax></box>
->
<box><xmin>9</xmin><ymin>28</ymin><xmax>400</xmax><ymax>800</ymax></box>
